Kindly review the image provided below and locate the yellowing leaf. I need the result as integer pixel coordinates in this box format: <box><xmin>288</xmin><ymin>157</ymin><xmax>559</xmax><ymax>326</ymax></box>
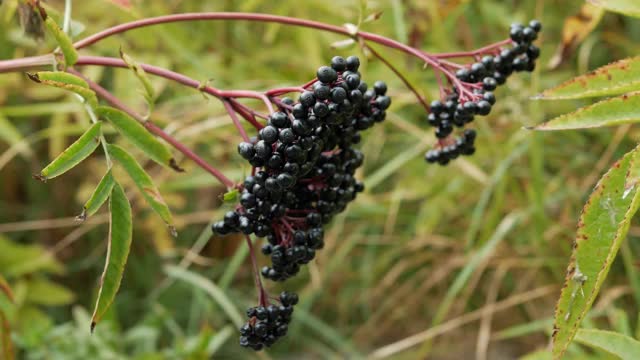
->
<box><xmin>589</xmin><ymin>0</ymin><xmax>640</xmax><ymax>18</ymax></box>
<box><xmin>548</xmin><ymin>3</ymin><xmax>604</xmax><ymax>69</ymax></box>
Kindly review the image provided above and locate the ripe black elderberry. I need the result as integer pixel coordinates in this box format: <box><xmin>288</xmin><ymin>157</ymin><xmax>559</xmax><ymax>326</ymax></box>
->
<box><xmin>214</xmin><ymin>56</ymin><xmax>386</xmax><ymax>278</ymax></box>
<box><xmin>239</xmin><ymin>291</ymin><xmax>299</xmax><ymax>350</ymax></box>
<box><xmin>213</xmin><ymin>56</ymin><xmax>388</xmax><ymax>350</ymax></box>
<box><xmin>424</xmin><ymin>20</ymin><xmax>542</xmax><ymax>166</ymax></box>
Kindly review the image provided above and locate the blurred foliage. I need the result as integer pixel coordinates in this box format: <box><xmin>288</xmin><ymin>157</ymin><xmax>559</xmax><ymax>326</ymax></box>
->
<box><xmin>1</xmin><ymin>0</ymin><xmax>640</xmax><ymax>359</ymax></box>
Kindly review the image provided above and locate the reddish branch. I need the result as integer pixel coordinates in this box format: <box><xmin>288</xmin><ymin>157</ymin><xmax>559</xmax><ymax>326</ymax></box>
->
<box><xmin>67</xmin><ymin>68</ymin><xmax>235</xmax><ymax>188</ymax></box>
<box><xmin>70</xmin><ymin>12</ymin><xmax>463</xmax><ymax>83</ymax></box>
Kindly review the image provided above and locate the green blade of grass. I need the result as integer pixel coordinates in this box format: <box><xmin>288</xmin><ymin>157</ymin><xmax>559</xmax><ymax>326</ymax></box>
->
<box><xmin>164</xmin><ymin>265</ymin><xmax>243</xmax><ymax>328</ymax></box>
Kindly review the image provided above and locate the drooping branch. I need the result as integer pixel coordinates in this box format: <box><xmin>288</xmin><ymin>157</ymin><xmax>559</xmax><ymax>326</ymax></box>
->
<box><xmin>70</xmin><ymin>12</ymin><xmax>456</xmax><ymax>81</ymax></box>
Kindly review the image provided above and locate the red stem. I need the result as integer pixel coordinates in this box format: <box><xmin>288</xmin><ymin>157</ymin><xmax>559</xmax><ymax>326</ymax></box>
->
<box><xmin>71</xmin><ymin>12</ymin><xmax>452</xmax><ymax>79</ymax></box>
<box><xmin>75</xmin><ymin>56</ymin><xmax>269</xmax><ymax>127</ymax></box>
<box><xmin>433</xmin><ymin>39</ymin><xmax>513</xmax><ymax>59</ymax></box>
<box><xmin>222</xmin><ymin>100</ymin><xmax>250</xmax><ymax>142</ymax></box>
<box><xmin>265</xmin><ymin>87</ymin><xmax>305</xmax><ymax>96</ymax></box>
<box><xmin>245</xmin><ymin>235</ymin><xmax>268</xmax><ymax>306</ymax></box>
<box><xmin>364</xmin><ymin>44</ymin><xmax>430</xmax><ymax>112</ymax></box>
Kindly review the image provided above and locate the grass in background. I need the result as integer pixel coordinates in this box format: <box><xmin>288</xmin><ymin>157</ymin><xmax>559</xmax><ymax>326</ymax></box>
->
<box><xmin>1</xmin><ymin>0</ymin><xmax>640</xmax><ymax>358</ymax></box>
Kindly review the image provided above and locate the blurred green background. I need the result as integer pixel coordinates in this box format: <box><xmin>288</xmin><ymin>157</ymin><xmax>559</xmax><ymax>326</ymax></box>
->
<box><xmin>1</xmin><ymin>0</ymin><xmax>640</xmax><ymax>359</ymax></box>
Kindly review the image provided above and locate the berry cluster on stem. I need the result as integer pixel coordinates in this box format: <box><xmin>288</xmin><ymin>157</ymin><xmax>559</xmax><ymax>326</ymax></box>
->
<box><xmin>0</xmin><ymin>10</ymin><xmax>544</xmax><ymax>351</ymax></box>
<box><xmin>211</xmin><ymin>55</ymin><xmax>390</xmax><ymax>349</ymax></box>
<box><xmin>424</xmin><ymin>20</ymin><xmax>542</xmax><ymax>165</ymax></box>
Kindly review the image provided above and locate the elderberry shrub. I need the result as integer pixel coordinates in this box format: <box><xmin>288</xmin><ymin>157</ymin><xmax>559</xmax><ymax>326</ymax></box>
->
<box><xmin>425</xmin><ymin>20</ymin><xmax>542</xmax><ymax>166</ymax></box>
<box><xmin>239</xmin><ymin>291</ymin><xmax>299</xmax><ymax>350</ymax></box>
<box><xmin>212</xmin><ymin>55</ymin><xmax>389</xmax><ymax>350</ymax></box>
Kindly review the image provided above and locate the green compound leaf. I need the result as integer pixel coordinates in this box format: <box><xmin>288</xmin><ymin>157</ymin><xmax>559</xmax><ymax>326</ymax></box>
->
<box><xmin>552</xmin><ymin>145</ymin><xmax>640</xmax><ymax>359</ymax></box>
<box><xmin>97</xmin><ymin>106</ymin><xmax>181</xmax><ymax>171</ymax></box>
<box><xmin>107</xmin><ymin>144</ymin><xmax>176</xmax><ymax>236</ymax></box>
<box><xmin>27</xmin><ymin>71</ymin><xmax>98</xmax><ymax>108</ymax></box>
<box><xmin>37</xmin><ymin>122</ymin><xmax>101</xmax><ymax>181</ymax></box>
<box><xmin>119</xmin><ymin>49</ymin><xmax>155</xmax><ymax>118</ymax></box>
<box><xmin>537</xmin><ymin>57</ymin><xmax>640</xmax><ymax>100</ymax></box>
<box><xmin>532</xmin><ymin>92</ymin><xmax>640</xmax><ymax>131</ymax></box>
<box><xmin>91</xmin><ymin>181</ymin><xmax>132</xmax><ymax>331</ymax></box>
<box><xmin>589</xmin><ymin>0</ymin><xmax>640</xmax><ymax>18</ymax></box>
<box><xmin>37</xmin><ymin>4</ymin><xmax>78</xmax><ymax>66</ymax></box>
<box><xmin>77</xmin><ymin>169</ymin><xmax>115</xmax><ymax>221</ymax></box>
<box><xmin>575</xmin><ymin>328</ymin><xmax>640</xmax><ymax>360</ymax></box>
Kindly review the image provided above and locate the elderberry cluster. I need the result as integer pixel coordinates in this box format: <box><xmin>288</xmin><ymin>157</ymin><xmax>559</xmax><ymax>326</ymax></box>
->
<box><xmin>425</xmin><ymin>128</ymin><xmax>476</xmax><ymax>165</ymax></box>
<box><xmin>424</xmin><ymin>20</ymin><xmax>542</xmax><ymax>166</ymax></box>
<box><xmin>211</xmin><ymin>55</ymin><xmax>389</xmax><ymax>350</ymax></box>
<box><xmin>239</xmin><ymin>291</ymin><xmax>299</xmax><ymax>350</ymax></box>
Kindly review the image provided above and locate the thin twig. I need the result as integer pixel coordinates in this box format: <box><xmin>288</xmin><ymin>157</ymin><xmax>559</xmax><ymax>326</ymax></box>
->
<box><xmin>365</xmin><ymin>43</ymin><xmax>430</xmax><ymax>112</ymax></box>
<box><xmin>222</xmin><ymin>100</ymin><xmax>250</xmax><ymax>142</ymax></box>
<box><xmin>245</xmin><ymin>235</ymin><xmax>268</xmax><ymax>306</ymax></box>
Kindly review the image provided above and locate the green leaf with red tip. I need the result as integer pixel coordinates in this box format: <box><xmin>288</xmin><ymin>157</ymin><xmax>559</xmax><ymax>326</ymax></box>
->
<box><xmin>552</xmin><ymin>145</ymin><xmax>640</xmax><ymax>359</ymax></box>
<box><xmin>27</xmin><ymin>71</ymin><xmax>98</xmax><ymax>108</ymax></box>
<box><xmin>96</xmin><ymin>106</ymin><xmax>181</xmax><ymax>171</ymax></box>
<box><xmin>37</xmin><ymin>122</ymin><xmax>101</xmax><ymax>181</ymax></box>
<box><xmin>532</xmin><ymin>92</ymin><xmax>640</xmax><ymax>131</ymax></box>
<box><xmin>107</xmin><ymin>144</ymin><xmax>176</xmax><ymax>236</ymax></box>
<box><xmin>589</xmin><ymin>0</ymin><xmax>640</xmax><ymax>18</ymax></box>
<box><xmin>77</xmin><ymin>169</ymin><xmax>115</xmax><ymax>221</ymax></box>
<box><xmin>537</xmin><ymin>57</ymin><xmax>640</xmax><ymax>100</ymax></box>
<box><xmin>91</xmin><ymin>181</ymin><xmax>132</xmax><ymax>331</ymax></box>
